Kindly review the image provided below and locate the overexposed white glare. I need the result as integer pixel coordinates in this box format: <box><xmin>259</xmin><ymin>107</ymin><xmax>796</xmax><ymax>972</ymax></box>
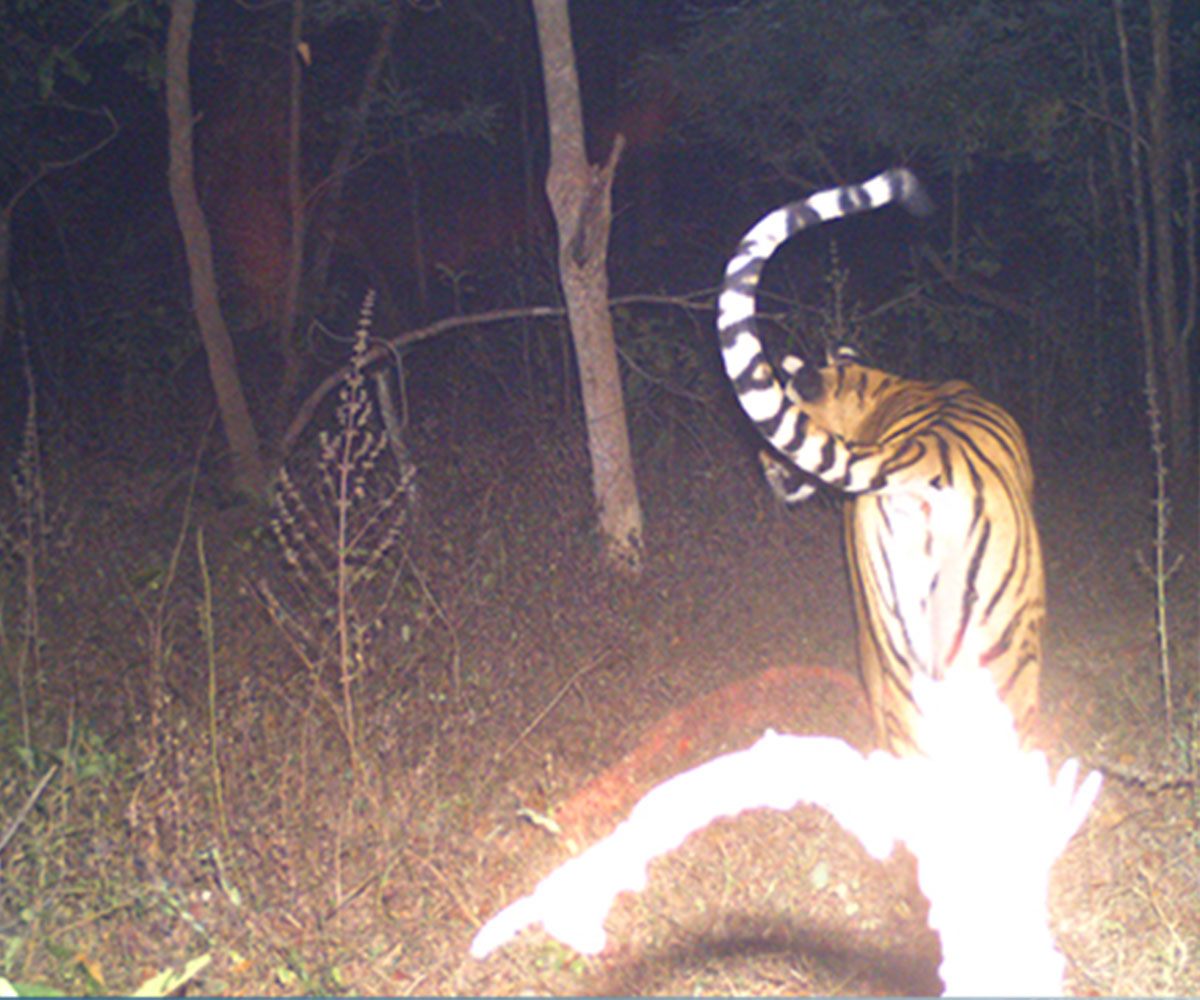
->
<box><xmin>471</xmin><ymin>663</ymin><xmax>1099</xmax><ymax>996</ymax></box>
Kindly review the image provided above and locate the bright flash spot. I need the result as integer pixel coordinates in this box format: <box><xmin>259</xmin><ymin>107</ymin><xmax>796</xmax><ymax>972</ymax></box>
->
<box><xmin>471</xmin><ymin>666</ymin><xmax>1100</xmax><ymax>998</ymax></box>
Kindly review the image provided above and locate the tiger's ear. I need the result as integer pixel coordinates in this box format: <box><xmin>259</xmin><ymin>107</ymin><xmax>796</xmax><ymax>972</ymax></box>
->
<box><xmin>832</xmin><ymin>343</ymin><xmax>863</xmax><ymax>365</ymax></box>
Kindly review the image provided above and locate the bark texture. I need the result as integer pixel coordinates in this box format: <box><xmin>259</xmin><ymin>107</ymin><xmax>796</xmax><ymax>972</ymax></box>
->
<box><xmin>531</xmin><ymin>0</ymin><xmax>643</xmax><ymax>575</ymax></box>
<box><xmin>166</xmin><ymin>0</ymin><xmax>266</xmax><ymax>496</ymax></box>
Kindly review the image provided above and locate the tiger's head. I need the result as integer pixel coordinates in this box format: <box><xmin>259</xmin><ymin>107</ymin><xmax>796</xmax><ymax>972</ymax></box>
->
<box><xmin>779</xmin><ymin>344</ymin><xmax>925</xmax><ymax>445</ymax></box>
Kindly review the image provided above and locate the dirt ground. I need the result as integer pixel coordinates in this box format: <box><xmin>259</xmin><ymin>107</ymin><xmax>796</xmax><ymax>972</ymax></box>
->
<box><xmin>0</xmin><ymin>386</ymin><xmax>1197</xmax><ymax>996</ymax></box>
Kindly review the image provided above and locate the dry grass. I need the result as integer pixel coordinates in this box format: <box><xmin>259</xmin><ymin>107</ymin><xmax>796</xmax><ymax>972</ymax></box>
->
<box><xmin>0</xmin><ymin>366</ymin><xmax>1195</xmax><ymax>995</ymax></box>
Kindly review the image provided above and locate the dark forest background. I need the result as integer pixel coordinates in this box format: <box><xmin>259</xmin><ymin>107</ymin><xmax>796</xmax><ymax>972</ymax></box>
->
<box><xmin>2</xmin><ymin>0</ymin><xmax>1197</xmax><ymax>476</ymax></box>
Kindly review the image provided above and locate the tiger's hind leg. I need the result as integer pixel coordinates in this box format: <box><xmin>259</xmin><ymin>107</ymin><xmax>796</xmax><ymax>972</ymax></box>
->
<box><xmin>845</xmin><ymin>501</ymin><xmax>924</xmax><ymax>755</ymax></box>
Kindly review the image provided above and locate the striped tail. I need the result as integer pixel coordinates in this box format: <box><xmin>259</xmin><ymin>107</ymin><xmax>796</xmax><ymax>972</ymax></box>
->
<box><xmin>716</xmin><ymin>169</ymin><xmax>931</xmax><ymax>447</ymax></box>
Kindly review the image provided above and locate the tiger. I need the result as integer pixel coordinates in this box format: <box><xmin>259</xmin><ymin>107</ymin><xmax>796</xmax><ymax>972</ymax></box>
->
<box><xmin>716</xmin><ymin>168</ymin><xmax>1044</xmax><ymax>756</ymax></box>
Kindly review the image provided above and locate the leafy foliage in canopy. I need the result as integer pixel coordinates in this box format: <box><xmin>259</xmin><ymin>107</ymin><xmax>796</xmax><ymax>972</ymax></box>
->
<box><xmin>649</xmin><ymin>0</ymin><xmax>1084</xmax><ymax>183</ymax></box>
<box><xmin>0</xmin><ymin>0</ymin><xmax>162</xmax><ymax>206</ymax></box>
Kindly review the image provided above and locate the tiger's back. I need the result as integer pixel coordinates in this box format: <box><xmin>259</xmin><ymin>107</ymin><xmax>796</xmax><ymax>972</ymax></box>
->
<box><xmin>830</xmin><ymin>365</ymin><xmax>1043</xmax><ymax>754</ymax></box>
<box><xmin>716</xmin><ymin>170</ymin><xmax>1044</xmax><ymax>756</ymax></box>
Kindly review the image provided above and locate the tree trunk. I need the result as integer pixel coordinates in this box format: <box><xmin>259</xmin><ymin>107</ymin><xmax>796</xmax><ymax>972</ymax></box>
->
<box><xmin>166</xmin><ymin>0</ymin><xmax>266</xmax><ymax>497</ymax></box>
<box><xmin>307</xmin><ymin>0</ymin><xmax>404</xmax><ymax>305</ymax></box>
<box><xmin>1146</xmin><ymin>0</ymin><xmax>1193</xmax><ymax>470</ymax></box>
<box><xmin>401</xmin><ymin>132</ymin><xmax>430</xmax><ymax>319</ymax></box>
<box><xmin>277</xmin><ymin>0</ymin><xmax>307</xmax><ymax>427</ymax></box>
<box><xmin>530</xmin><ymin>0</ymin><xmax>643</xmax><ymax>576</ymax></box>
<box><xmin>0</xmin><ymin>207</ymin><xmax>10</xmax><ymax>355</ymax></box>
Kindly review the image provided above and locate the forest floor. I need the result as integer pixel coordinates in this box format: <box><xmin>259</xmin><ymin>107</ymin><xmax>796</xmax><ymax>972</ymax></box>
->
<box><xmin>0</xmin><ymin>384</ymin><xmax>1197</xmax><ymax>997</ymax></box>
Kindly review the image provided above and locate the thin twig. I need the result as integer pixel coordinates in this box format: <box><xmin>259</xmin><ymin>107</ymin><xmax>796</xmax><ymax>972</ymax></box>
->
<box><xmin>401</xmin><ymin>844</ymin><xmax>481</xmax><ymax>930</ymax></box>
<box><xmin>495</xmin><ymin>650</ymin><xmax>613</xmax><ymax>763</ymax></box>
<box><xmin>0</xmin><ymin>764</ymin><xmax>59</xmax><ymax>855</ymax></box>
<box><xmin>321</xmin><ymin>868</ymin><xmax>382</xmax><ymax>923</ymax></box>
<box><xmin>404</xmin><ymin>549</ymin><xmax>462</xmax><ymax>696</ymax></box>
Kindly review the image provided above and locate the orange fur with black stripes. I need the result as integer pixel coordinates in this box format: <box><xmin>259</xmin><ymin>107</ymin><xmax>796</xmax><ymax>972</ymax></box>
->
<box><xmin>717</xmin><ymin>171</ymin><xmax>1043</xmax><ymax>755</ymax></box>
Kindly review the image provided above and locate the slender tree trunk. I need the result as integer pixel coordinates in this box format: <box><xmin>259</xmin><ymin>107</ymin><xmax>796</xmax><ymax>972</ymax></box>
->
<box><xmin>1114</xmin><ymin>0</ymin><xmax>1193</xmax><ymax>474</ymax></box>
<box><xmin>511</xmin><ymin>0</ymin><xmax>542</xmax><ymax>404</ymax></box>
<box><xmin>166</xmin><ymin>0</ymin><xmax>266</xmax><ymax>497</ymax></box>
<box><xmin>0</xmin><ymin>208</ymin><xmax>10</xmax><ymax>354</ymax></box>
<box><xmin>1089</xmin><ymin>25</ymin><xmax>1136</xmax><ymax>443</ymax></box>
<box><xmin>307</xmin><ymin>0</ymin><xmax>404</xmax><ymax>304</ymax></box>
<box><xmin>1113</xmin><ymin>0</ymin><xmax>1157</xmax><ymax>399</ymax></box>
<box><xmin>277</xmin><ymin>0</ymin><xmax>307</xmax><ymax>426</ymax></box>
<box><xmin>0</xmin><ymin>111</ymin><xmax>119</xmax><ymax>357</ymax></box>
<box><xmin>531</xmin><ymin>0</ymin><xmax>643</xmax><ymax>575</ymax></box>
<box><xmin>1146</xmin><ymin>0</ymin><xmax>1192</xmax><ymax>470</ymax></box>
<box><xmin>401</xmin><ymin>133</ymin><xmax>430</xmax><ymax>319</ymax></box>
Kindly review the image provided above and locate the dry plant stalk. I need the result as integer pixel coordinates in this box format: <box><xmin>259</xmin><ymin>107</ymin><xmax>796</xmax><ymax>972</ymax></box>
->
<box><xmin>1135</xmin><ymin>379</ymin><xmax>1182</xmax><ymax>735</ymax></box>
<box><xmin>195</xmin><ymin>526</ymin><xmax>230</xmax><ymax>849</ymax></box>
<box><xmin>0</xmin><ymin>346</ymin><xmax>47</xmax><ymax>756</ymax></box>
<box><xmin>268</xmin><ymin>290</ymin><xmax>418</xmax><ymax>765</ymax></box>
